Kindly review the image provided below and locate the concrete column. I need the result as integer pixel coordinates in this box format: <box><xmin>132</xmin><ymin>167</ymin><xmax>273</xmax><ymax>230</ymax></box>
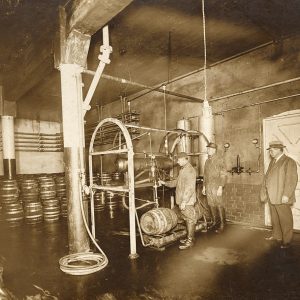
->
<box><xmin>60</xmin><ymin>63</ymin><xmax>90</xmax><ymax>253</ymax></box>
<box><xmin>1</xmin><ymin>116</ymin><xmax>16</xmax><ymax>179</ymax></box>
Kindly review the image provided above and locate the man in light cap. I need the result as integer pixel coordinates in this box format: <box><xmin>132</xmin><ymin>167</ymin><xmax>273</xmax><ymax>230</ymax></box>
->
<box><xmin>260</xmin><ymin>140</ymin><xmax>298</xmax><ymax>248</ymax></box>
<box><xmin>202</xmin><ymin>142</ymin><xmax>227</xmax><ymax>233</ymax></box>
<box><xmin>159</xmin><ymin>152</ymin><xmax>197</xmax><ymax>250</ymax></box>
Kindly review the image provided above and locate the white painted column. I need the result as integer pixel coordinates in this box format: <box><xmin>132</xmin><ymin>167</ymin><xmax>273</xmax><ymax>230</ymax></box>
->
<box><xmin>60</xmin><ymin>64</ymin><xmax>90</xmax><ymax>253</ymax></box>
<box><xmin>1</xmin><ymin>116</ymin><xmax>16</xmax><ymax>179</ymax></box>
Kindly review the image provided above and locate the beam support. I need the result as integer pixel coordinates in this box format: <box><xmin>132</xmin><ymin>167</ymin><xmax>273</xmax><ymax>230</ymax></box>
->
<box><xmin>60</xmin><ymin>63</ymin><xmax>90</xmax><ymax>253</ymax></box>
<box><xmin>68</xmin><ymin>0</ymin><xmax>133</xmax><ymax>35</ymax></box>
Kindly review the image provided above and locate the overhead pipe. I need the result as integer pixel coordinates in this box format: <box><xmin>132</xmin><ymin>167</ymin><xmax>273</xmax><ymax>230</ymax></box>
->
<box><xmin>82</xmin><ymin>69</ymin><xmax>204</xmax><ymax>103</ymax></box>
<box><xmin>210</xmin><ymin>76</ymin><xmax>300</xmax><ymax>103</ymax></box>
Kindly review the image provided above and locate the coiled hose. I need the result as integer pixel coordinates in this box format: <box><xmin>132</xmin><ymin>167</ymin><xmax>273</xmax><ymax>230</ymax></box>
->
<box><xmin>59</xmin><ymin>190</ymin><xmax>108</xmax><ymax>275</ymax></box>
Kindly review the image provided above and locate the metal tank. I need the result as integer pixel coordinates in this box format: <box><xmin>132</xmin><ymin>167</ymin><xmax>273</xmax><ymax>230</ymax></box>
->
<box><xmin>198</xmin><ymin>103</ymin><xmax>215</xmax><ymax>176</ymax></box>
<box><xmin>176</xmin><ymin>118</ymin><xmax>192</xmax><ymax>157</ymax></box>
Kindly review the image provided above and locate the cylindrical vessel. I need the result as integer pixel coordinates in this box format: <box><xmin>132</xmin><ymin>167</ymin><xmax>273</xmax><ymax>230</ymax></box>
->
<box><xmin>1</xmin><ymin>116</ymin><xmax>16</xmax><ymax>179</ymax></box>
<box><xmin>4</xmin><ymin>202</ymin><xmax>24</xmax><ymax>226</ymax></box>
<box><xmin>116</xmin><ymin>157</ymin><xmax>173</xmax><ymax>173</ymax></box>
<box><xmin>43</xmin><ymin>199</ymin><xmax>60</xmax><ymax>222</ymax></box>
<box><xmin>0</xmin><ymin>179</ymin><xmax>19</xmax><ymax>205</ymax></box>
<box><xmin>111</xmin><ymin>172</ymin><xmax>123</xmax><ymax>185</ymax></box>
<box><xmin>24</xmin><ymin>202</ymin><xmax>43</xmax><ymax>224</ymax></box>
<box><xmin>39</xmin><ymin>176</ymin><xmax>56</xmax><ymax>200</ymax></box>
<box><xmin>20</xmin><ymin>178</ymin><xmax>39</xmax><ymax>203</ymax></box>
<box><xmin>176</xmin><ymin>118</ymin><xmax>192</xmax><ymax>156</ymax></box>
<box><xmin>140</xmin><ymin>208</ymin><xmax>178</xmax><ymax>235</ymax></box>
<box><xmin>98</xmin><ymin>172</ymin><xmax>112</xmax><ymax>185</ymax></box>
<box><xmin>198</xmin><ymin>104</ymin><xmax>215</xmax><ymax>176</ymax></box>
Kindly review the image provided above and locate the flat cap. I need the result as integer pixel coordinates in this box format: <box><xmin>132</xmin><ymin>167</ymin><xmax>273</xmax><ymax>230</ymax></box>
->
<box><xmin>206</xmin><ymin>142</ymin><xmax>217</xmax><ymax>149</ymax></box>
<box><xmin>267</xmin><ymin>140</ymin><xmax>286</xmax><ymax>150</ymax></box>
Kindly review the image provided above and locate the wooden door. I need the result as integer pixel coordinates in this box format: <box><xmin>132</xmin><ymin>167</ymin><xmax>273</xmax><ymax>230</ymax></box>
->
<box><xmin>263</xmin><ymin>110</ymin><xmax>300</xmax><ymax>229</ymax></box>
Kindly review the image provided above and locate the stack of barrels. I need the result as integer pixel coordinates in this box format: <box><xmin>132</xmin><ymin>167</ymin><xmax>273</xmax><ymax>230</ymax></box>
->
<box><xmin>39</xmin><ymin>176</ymin><xmax>60</xmax><ymax>223</ymax></box>
<box><xmin>0</xmin><ymin>179</ymin><xmax>24</xmax><ymax>227</ymax></box>
<box><xmin>20</xmin><ymin>177</ymin><xmax>43</xmax><ymax>224</ymax></box>
<box><xmin>111</xmin><ymin>172</ymin><xmax>125</xmax><ymax>210</ymax></box>
<box><xmin>55</xmin><ymin>175</ymin><xmax>67</xmax><ymax>218</ymax></box>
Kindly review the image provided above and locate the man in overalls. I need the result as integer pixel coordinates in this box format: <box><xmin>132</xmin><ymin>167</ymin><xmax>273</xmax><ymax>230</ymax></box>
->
<box><xmin>159</xmin><ymin>152</ymin><xmax>197</xmax><ymax>250</ymax></box>
<box><xmin>202</xmin><ymin>142</ymin><xmax>227</xmax><ymax>233</ymax></box>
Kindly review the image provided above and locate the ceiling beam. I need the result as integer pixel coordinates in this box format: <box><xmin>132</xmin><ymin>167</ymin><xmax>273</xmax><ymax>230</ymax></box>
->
<box><xmin>3</xmin><ymin>0</ymin><xmax>133</xmax><ymax>102</ymax></box>
<box><xmin>68</xmin><ymin>0</ymin><xmax>133</xmax><ymax>35</ymax></box>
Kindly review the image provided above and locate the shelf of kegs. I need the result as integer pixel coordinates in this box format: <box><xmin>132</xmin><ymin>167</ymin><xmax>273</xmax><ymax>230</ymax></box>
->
<box><xmin>20</xmin><ymin>176</ymin><xmax>43</xmax><ymax>225</ymax></box>
<box><xmin>38</xmin><ymin>176</ymin><xmax>60</xmax><ymax>223</ymax></box>
<box><xmin>91</xmin><ymin>172</ymin><xmax>125</xmax><ymax>218</ymax></box>
<box><xmin>0</xmin><ymin>178</ymin><xmax>23</xmax><ymax>227</ymax></box>
<box><xmin>0</xmin><ymin>173</ymin><xmax>68</xmax><ymax>227</ymax></box>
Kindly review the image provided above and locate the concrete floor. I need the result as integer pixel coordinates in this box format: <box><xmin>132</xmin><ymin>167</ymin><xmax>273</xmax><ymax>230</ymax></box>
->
<box><xmin>1</xmin><ymin>211</ymin><xmax>300</xmax><ymax>300</ymax></box>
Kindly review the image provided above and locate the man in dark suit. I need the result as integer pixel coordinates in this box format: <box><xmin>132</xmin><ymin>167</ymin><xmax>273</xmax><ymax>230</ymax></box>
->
<box><xmin>260</xmin><ymin>140</ymin><xmax>298</xmax><ymax>248</ymax></box>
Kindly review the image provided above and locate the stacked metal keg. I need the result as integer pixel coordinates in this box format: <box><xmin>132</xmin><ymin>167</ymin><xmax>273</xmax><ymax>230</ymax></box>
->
<box><xmin>60</xmin><ymin>196</ymin><xmax>68</xmax><ymax>218</ymax></box>
<box><xmin>39</xmin><ymin>176</ymin><xmax>60</xmax><ymax>222</ymax></box>
<box><xmin>99</xmin><ymin>172</ymin><xmax>119</xmax><ymax>217</ymax></box>
<box><xmin>55</xmin><ymin>175</ymin><xmax>67</xmax><ymax>218</ymax></box>
<box><xmin>0</xmin><ymin>179</ymin><xmax>24</xmax><ymax>226</ymax></box>
<box><xmin>20</xmin><ymin>177</ymin><xmax>43</xmax><ymax>224</ymax></box>
<box><xmin>111</xmin><ymin>172</ymin><xmax>125</xmax><ymax>210</ymax></box>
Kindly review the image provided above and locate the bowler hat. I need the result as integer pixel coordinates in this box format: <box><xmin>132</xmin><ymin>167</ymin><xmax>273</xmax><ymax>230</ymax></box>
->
<box><xmin>176</xmin><ymin>152</ymin><xmax>188</xmax><ymax>159</ymax></box>
<box><xmin>267</xmin><ymin>140</ymin><xmax>286</xmax><ymax>150</ymax></box>
<box><xmin>206</xmin><ymin>142</ymin><xmax>217</xmax><ymax>149</ymax></box>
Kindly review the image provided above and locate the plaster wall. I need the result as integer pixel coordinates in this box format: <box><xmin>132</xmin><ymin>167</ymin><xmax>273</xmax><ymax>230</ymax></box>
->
<box><xmin>86</xmin><ymin>36</ymin><xmax>300</xmax><ymax>225</ymax></box>
<box><xmin>0</xmin><ymin>118</ymin><xmax>64</xmax><ymax>175</ymax></box>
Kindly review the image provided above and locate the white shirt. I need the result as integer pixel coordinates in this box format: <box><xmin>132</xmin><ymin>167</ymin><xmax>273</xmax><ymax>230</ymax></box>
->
<box><xmin>275</xmin><ymin>152</ymin><xmax>284</xmax><ymax>163</ymax></box>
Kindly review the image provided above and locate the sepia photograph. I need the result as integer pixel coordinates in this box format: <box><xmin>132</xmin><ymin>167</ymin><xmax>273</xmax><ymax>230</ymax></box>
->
<box><xmin>0</xmin><ymin>0</ymin><xmax>300</xmax><ymax>299</ymax></box>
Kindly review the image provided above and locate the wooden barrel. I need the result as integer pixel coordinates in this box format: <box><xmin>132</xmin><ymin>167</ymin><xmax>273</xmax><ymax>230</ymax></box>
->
<box><xmin>39</xmin><ymin>176</ymin><xmax>56</xmax><ymax>200</ymax></box>
<box><xmin>0</xmin><ymin>179</ymin><xmax>19</xmax><ymax>206</ymax></box>
<box><xmin>4</xmin><ymin>202</ymin><xmax>24</xmax><ymax>226</ymax></box>
<box><xmin>55</xmin><ymin>176</ymin><xmax>66</xmax><ymax>198</ymax></box>
<box><xmin>43</xmin><ymin>199</ymin><xmax>60</xmax><ymax>222</ymax></box>
<box><xmin>20</xmin><ymin>178</ymin><xmax>39</xmax><ymax>203</ymax></box>
<box><xmin>140</xmin><ymin>208</ymin><xmax>178</xmax><ymax>235</ymax></box>
<box><xmin>24</xmin><ymin>202</ymin><xmax>43</xmax><ymax>224</ymax></box>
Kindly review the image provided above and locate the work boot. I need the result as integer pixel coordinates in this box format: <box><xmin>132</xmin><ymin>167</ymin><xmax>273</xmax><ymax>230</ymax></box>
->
<box><xmin>215</xmin><ymin>206</ymin><xmax>226</xmax><ymax>233</ymax></box>
<box><xmin>179</xmin><ymin>238</ymin><xmax>187</xmax><ymax>244</ymax></box>
<box><xmin>210</xmin><ymin>206</ymin><xmax>218</xmax><ymax>228</ymax></box>
<box><xmin>179</xmin><ymin>222</ymin><xmax>195</xmax><ymax>250</ymax></box>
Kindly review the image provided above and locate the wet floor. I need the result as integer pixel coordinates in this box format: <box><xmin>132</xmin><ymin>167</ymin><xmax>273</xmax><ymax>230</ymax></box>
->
<box><xmin>1</xmin><ymin>212</ymin><xmax>300</xmax><ymax>300</ymax></box>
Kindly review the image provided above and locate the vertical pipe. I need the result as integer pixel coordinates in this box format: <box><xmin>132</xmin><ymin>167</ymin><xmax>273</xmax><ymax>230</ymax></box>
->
<box><xmin>198</xmin><ymin>103</ymin><xmax>215</xmax><ymax>176</ymax></box>
<box><xmin>60</xmin><ymin>63</ymin><xmax>90</xmax><ymax>254</ymax></box>
<box><xmin>1</xmin><ymin>116</ymin><xmax>16</xmax><ymax>179</ymax></box>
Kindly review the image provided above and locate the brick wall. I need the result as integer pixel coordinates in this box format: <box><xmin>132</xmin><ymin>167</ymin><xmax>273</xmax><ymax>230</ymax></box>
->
<box><xmin>224</xmin><ymin>183</ymin><xmax>265</xmax><ymax>226</ymax></box>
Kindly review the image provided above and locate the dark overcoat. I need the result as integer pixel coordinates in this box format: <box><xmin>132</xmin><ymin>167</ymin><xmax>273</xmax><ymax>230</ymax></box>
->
<box><xmin>260</xmin><ymin>154</ymin><xmax>298</xmax><ymax>205</ymax></box>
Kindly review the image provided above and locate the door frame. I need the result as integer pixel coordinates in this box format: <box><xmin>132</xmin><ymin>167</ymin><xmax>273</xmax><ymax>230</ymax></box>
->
<box><xmin>262</xmin><ymin>109</ymin><xmax>300</xmax><ymax>226</ymax></box>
